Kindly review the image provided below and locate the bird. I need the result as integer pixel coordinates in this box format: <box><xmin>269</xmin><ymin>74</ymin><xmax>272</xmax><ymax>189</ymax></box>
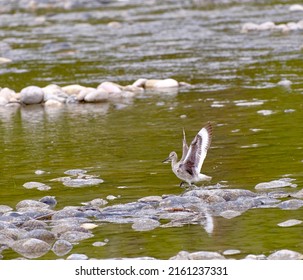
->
<box><xmin>163</xmin><ymin>122</ymin><xmax>213</xmax><ymax>187</ymax></box>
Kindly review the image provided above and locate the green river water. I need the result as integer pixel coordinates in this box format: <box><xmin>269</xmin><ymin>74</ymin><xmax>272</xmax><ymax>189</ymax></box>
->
<box><xmin>0</xmin><ymin>0</ymin><xmax>303</xmax><ymax>259</ymax></box>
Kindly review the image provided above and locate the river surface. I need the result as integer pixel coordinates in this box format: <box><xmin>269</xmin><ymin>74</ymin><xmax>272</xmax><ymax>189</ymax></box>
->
<box><xmin>0</xmin><ymin>0</ymin><xmax>303</xmax><ymax>259</ymax></box>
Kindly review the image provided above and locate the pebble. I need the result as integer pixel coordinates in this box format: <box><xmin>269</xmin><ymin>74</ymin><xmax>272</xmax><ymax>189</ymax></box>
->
<box><xmin>170</xmin><ymin>250</ymin><xmax>225</xmax><ymax>260</ymax></box>
<box><xmin>64</xmin><ymin>169</ymin><xmax>87</xmax><ymax>176</ymax></box>
<box><xmin>289</xmin><ymin>4</ymin><xmax>303</xmax><ymax>12</ymax></box>
<box><xmin>62</xmin><ymin>84</ymin><xmax>87</xmax><ymax>95</ymax></box>
<box><xmin>20</xmin><ymin>86</ymin><xmax>44</xmax><ymax>105</ymax></box>
<box><xmin>0</xmin><ymin>205</ymin><xmax>13</xmax><ymax>213</ymax></box>
<box><xmin>277</xmin><ymin>199</ymin><xmax>303</xmax><ymax>210</ymax></box>
<box><xmin>39</xmin><ymin>196</ymin><xmax>57</xmax><ymax>208</ymax></box>
<box><xmin>52</xmin><ymin>240</ymin><xmax>73</xmax><ymax>256</ymax></box>
<box><xmin>62</xmin><ymin>178</ymin><xmax>104</xmax><ymax>187</ymax></box>
<box><xmin>145</xmin><ymin>78</ymin><xmax>179</xmax><ymax>89</ymax></box>
<box><xmin>22</xmin><ymin>181</ymin><xmax>51</xmax><ymax>191</ymax></box>
<box><xmin>277</xmin><ymin>79</ymin><xmax>292</xmax><ymax>88</ymax></box>
<box><xmin>131</xmin><ymin>218</ymin><xmax>160</xmax><ymax>232</ymax></box>
<box><xmin>267</xmin><ymin>249</ymin><xmax>303</xmax><ymax>260</ymax></box>
<box><xmin>25</xmin><ymin>229</ymin><xmax>56</xmax><ymax>244</ymax></box>
<box><xmin>82</xmin><ymin>198</ymin><xmax>108</xmax><ymax>207</ymax></box>
<box><xmin>67</xmin><ymin>253</ymin><xmax>89</xmax><ymax>260</ymax></box>
<box><xmin>241</xmin><ymin>19</ymin><xmax>303</xmax><ymax>33</ymax></box>
<box><xmin>16</xmin><ymin>199</ymin><xmax>49</xmax><ymax>210</ymax></box>
<box><xmin>98</xmin><ymin>82</ymin><xmax>122</xmax><ymax>94</ymax></box>
<box><xmin>0</xmin><ymin>57</ymin><xmax>12</xmax><ymax>64</ymax></box>
<box><xmin>92</xmin><ymin>241</ymin><xmax>108</xmax><ymax>247</ymax></box>
<box><xmin>84</xmin><ymin>89</ymin><xmax>109</xmax><ymax>103</ymax></box>
<box><xmin>220</xmin><ymin>210</ymin><xmax>242</xmax><ymax>219</ymax></box>
<box><xmin>277</xmin><ymin>219</ymin><xmax>302</xmax><ymax>227</ymax></box>
<box><xmin>11</xmin><ymin>238</ymin><xmax>51</xmax><ymax>259</ymax></box>
<box><xmin>255</xmin><ymin>178</ymin><xmax>296</xmax><ymax>190</ymax></box>
<box><xmin>291</xmin><ymin>189</ymin><xmax>303</xmax><ymax>199</ymax></box>
<box><xmin>59</xmin><ymin>231</ymin><xmax>94</xmax><ymax>243</ymax></box>
<box><xmin>20</xmin><ymin>219</ymin><xmax>47</xmax><ymax>231</ymax></box>
<box><xmin>35</xmin><ymin>170</ymin><xmax>47</xmax><ymax>175</ymax></box>
<box><xmin>223</xmin><ymin>249</ymin><xmax>241</xmax><ymax>256</ymax></box>
<box><xmin>244</xmin><ymin>254</ymin><xmax>267</xmax><ymax>260</ymax></box>
<box><xmin>80</xmin><ymin>223</ymin><xmax>98</xmax><ymax>230</ymax></box>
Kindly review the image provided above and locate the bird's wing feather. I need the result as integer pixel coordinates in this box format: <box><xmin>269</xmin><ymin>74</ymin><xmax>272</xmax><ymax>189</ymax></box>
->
<box><xmin>183</xmin><ymin>122</ymin><xmax>212</xmax><ymax>174</ymax></box>
<box><xmin>180</xmin><ymin>128</ymin><xmax>189</xmax><ymax>162</ymax></box>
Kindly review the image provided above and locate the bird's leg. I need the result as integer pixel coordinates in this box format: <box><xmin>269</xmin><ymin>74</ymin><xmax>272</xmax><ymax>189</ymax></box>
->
<box><xmin>179</xmin><ymin>181</ymin><xmax>186</xmax><ymax>188</ymax></box>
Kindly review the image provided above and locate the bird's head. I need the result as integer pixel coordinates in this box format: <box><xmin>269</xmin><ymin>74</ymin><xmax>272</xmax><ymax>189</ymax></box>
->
<box><xmin>162</xmin><ymin>151</ymin><xmax>177</xmax><ymax>163</ymax></box>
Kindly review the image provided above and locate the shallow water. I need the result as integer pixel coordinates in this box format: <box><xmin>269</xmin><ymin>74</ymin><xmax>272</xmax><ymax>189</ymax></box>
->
<box><xmin>1</xmin><ymin>0</ymin><xmax>303</xmax><ymax>259</ymax></box>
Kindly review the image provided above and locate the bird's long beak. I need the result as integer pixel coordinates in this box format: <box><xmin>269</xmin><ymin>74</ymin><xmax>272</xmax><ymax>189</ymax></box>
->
<box><xmin>162</xmin><ymin>157</ymin><xmax>171</xmax><ymax>163</ymax></box>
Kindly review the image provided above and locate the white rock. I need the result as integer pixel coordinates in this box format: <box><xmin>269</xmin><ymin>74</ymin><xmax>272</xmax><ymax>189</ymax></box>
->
<box><xmin>289</xmin><ymin>4</ymin><xmax>303</xmax><ymax>12</ymax></box>
<box><xmin>0</xmin><ymin>88</ymin><xmax>16</xmax><ymax>106</ymax></box>
<box><xmin>44</xmin><ymin>99</ymin><xmax>63</xmax><ymax>107</ymax></box>
<box><xmin>255</xmin><ymin>178</ymin><xmax>296</xmax><ymax>190</ymax></box>
<box><xmin>287</xmin><ymin>22</ymin><xmax>299</xmax><ymax>31</ymax></box>
<box><xmin>124</xmin><ymin>85</ymin><xmax>144</xmax><ymax>94</ymax></box>
<box><xmin>297</xmin><ymin>20</ymin><xmax>303</xmax><ymax>29</ymax></box>
<box><xmin>274</xmin><ymin>24</ymin><xmax>289</xmax><ymax>32</ymax></box>
<box><xmin>220</xmin><ymin>210</ymin><xmax>242</xmax><ymax>219</ymax></box>
<box><xmin>268</xmin><ymin>249</ymin><xmax>303</xmax><ymax>260</ymax></box>
<box><xmin>145</xmin><ymin>78</ymin><xmax>179</xmax><ymax>88</ymax></box>
<box><xmin>43</xmin><ymin>84</ymin><xmax>67</xmax><ymax>103</ymax></box>
<box><xmin>76</xmin><ymin>87</ymin><xmax>96</xmax><ymax>101</ymax></box>
<box><xmin>188</xmin><ymin>251</ymin><xmax>225</xmax><ymax>260</ymax></box>
<box><xmin>241</xmin><ymin>22</ymin><xmax>259</xmax><ymax>32</ymax></box>
<box><xmin>132</xmin><ymin>218</ymin><xmax>160</xmax><ymax>231</ymax></box>
<box><xmin>0</xmin><ymin>57</ymin><xmax>12</xmax><ymax>64</ymax></box>
<box><xmin>84</xmin><ymin>89</ymin><xmax>109</xmax><ymax>103</ymax></box>
<box><xmin>20</xmin><ymin>86</ymin><xmax>44</xmax><ymax>105</ymax></box>
<box><xmin>67</xmin><ymin>253</ymin><xmax>88</xmax><ymax>260</ymax></box>
<box><xmin>257</xmin><ymin>110</ymin><xmax>275</xmax><ymax>116</ymax></box>
<box><xmin>81</xmin><ymin>223</ymin><xmax>98</xmax><ymax>230</ymax></box>
<box><xmin>258</xmin><ymin>21</ymin><xmax>275</xmax><ymax>31</ymax></box>
<box><xmin>98</xmin><ymin>82</ymin><xmax>122</xmax><ymax>94</ymax></box>
<box><xmin>62</xmin><ymin>84</ymin><xmax>87</xmax><ymax>95</ymax></box>
<box><xmin>132</xmin><ymin>78</ymin><xmax>147</xmax><ymax>88</ymax></box>
<box><xmin>223</xmin><ymin>249</ymin><xmax>241</xmax><ymax>256</ymax></box>
<box><xmin>12</xmin><ymin>238</ymin><xmax>51</xmax><ymax>259</ymax></box>
<box><xmin>277</xmin><ymin>79</ymin><xmax>292</xmax><ymax>87</ymax></box>
<box><xmin>277</xmin><ymin>219</ymin><xmax>302</xmax><ymax>227</ymax></box>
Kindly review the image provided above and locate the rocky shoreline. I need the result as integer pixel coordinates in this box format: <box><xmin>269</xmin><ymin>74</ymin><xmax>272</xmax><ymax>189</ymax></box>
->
<box><xmin>1</xmin><ymin>173</ymin><xmax>303</xmax><ymax>260</ymax></box>
<box><xmin>0</xmin><ymin>78</ymin><xmax>189</xmax><ymax>108</ymax></box>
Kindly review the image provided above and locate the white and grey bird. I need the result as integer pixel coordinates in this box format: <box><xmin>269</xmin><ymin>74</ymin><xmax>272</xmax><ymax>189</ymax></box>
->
<box><xmin>163</xmin><ymin>122</ymin><xmax>213</xmax><ymax>187</ymax></box>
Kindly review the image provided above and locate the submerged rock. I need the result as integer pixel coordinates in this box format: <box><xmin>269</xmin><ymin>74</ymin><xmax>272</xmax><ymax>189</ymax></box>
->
<box><xmin>59</xmin><ymin>230</ymin><xmax>94</xmax><ymax>243</ymax></box>
<box><xmin>255</xmin><ymin>178</ymin><xmax>297</xmax><ymax>190</ymax></box>
<box><xmin>277</xmin><ymin>199</ymin><xmax>303</xmax><ymax>210</ymax></box>
<box><xmin>132</xmin><ymin>218</ymin><xmax>160</xmax><ymax>232</ymax></box>
<box><xmin>11</xmin><ymin>238</ymin><xmax>51</xmax><ymax>259</ymax></box>
<box><xmin>62</xmin><ymin>178</ymin><xmax>104</xmax><ymax>187</ymax></box>
<box><xmin>22</xmin><ymin>181</ymin><xmax>51</xmax><ymax>191</ymax></box>
<box><xmin>52</xmin><ymin>240</ymin><xmax>73</xmax><ymax>256</ymax></box>
<box><xmin>39</xmin><ymin>196</ymin><xmax>57</xmax><ymax>208</ymax></box>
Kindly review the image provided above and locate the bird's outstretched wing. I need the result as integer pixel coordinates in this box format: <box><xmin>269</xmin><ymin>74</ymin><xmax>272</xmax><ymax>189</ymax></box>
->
<box><xmin>180</xmin><ymin>128</ymin><xmax>189</xmax><ymax>162</ymax></box>
<box><xmin>183</xmin><ymin>122</ymin><xmax>212</xmax><ymax>175</ymax></box>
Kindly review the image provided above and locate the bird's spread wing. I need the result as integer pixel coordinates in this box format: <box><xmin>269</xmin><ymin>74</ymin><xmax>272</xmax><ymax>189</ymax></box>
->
<box><xmin>183</xmin><ymin>122</ymin><xmax>212</xmax><ymax>174</ymax></box>
<box><xmin>180</xmin><ymin>128</ymin><xmax>189</xmax><ymax>162</ymax></box>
